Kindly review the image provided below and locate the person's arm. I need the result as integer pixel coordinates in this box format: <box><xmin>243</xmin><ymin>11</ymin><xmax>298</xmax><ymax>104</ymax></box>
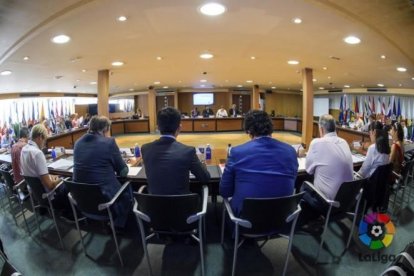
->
<box><xmin>219</xmin><ymin>150</ymin><xmax>236</xmax><ymax>198</ymax></box>
<box><xmin>40</xmin><ymin>174</ymin><xmax>61</xmax><ymax>190</ymax></box>
<box><xmin>358</xmin><ymin>145</ymin><xmax>374</xmax><ymax>178</ymax></box>
<box><xmin>389</xmin><ymin>143</ymin><xmax>397</xmax><ymax>165</ymax></box>
<box><xmin>110</xmin><ymin>138</ymin><xmax>129</xmax><ymax>176</ymax></box>
<box><xmin>216</xmin><ymin>110</ymin><xmax>221</xmax><ymax>117</ymax></box>
<box><xmin>189</xmin><ymin>148</ymin><xmax>210</xmax><ymax>183</ymax></box>
<box><xmin>305</xmin><ymin>140</ymin><xmax>318</xmax><ymax>175</ymax></box>
<box><xmin>223</xmin><ymin>110</ymin><xmax>228</xmax><ymax>117</ymax></box>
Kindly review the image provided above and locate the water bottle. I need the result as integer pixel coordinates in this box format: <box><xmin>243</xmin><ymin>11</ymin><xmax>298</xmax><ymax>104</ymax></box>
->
<box><xmin>134</xmin><ymin>143</ymin><xmax>141</xmax><ymax>158</ymax></box>
<box><xmin>205</xmin><ymin>144</ymin><xmax>212</xmax><ymax>161</ymax></box>
<box><xmin>227</xmin><ymin>143</ymin><xmax>232</xmax><ymax>158</ymax></box>
<box><xmin>51</xmin><ymin>147</ymin><xmax>57</xmax><ymax>160</ymax></box>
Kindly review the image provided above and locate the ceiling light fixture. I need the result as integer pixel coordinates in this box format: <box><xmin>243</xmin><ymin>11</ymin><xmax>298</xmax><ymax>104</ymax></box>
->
<box><xmin>23</xmin><ymin>56</ymin><xmax>30</xmax><ymax>61</ymax></box>
<box><xmin>0</xmin><ymin>70</ymin><xmax>12</xmax><ymax>76</ymax></box>
<box><xmin>380</xmin><ymin>55</ymin><xmax>386</xmax><ymax>59</ymax></box>
<box><xmin>200</xmin><ymin>79</ymin><xmax>207</xmax><ymax>83</ymax></box>
<box><xmin>153</xmin><ymin>81</ymin><xmax>160</xmax><ymax>85</ymax></box>
<box><xmin>322</xmin><ymin>67</ymin><xmax>328</xmax><ymax>70</ymax></box>
<box><xmin>319</xmin><ymin>87</ymin><xmax>325</xmax><ymax>90</ymax></box>
<box><xmin>199</xmin><ymin>3</ymin><xmax>226</xmax><ymax>16</ymax></box>
<box><xmin>163</xmin><ymin>86</ymin><xmax>169</xmax><ymax>89</ymax></box>
<box><xmin>246</xmin><ymin>80</ymin><xmax>253</xmax><ymax>83</ymax></box>
<box><xmin>156</xmin><ymin>56</ymin><xmax>162</xmax><ymax>60</ymax></box>
<box><xmin>82</xmin><ymin>69</ymin><xmax>87</xmax><ymax>73</ymax></box>
<box><xmin>312</xmin><ymin>79</ymin><xmax>317</xmax><ymax>82</ymax></box>
<box><xmin>377</xmin><ymin>83</ymin><xmax>384</xmax><ymax>87</ymax></box>
<box><xmin>344</xmin><ymin>85</ymin><xmax>350</xmax><ymax>88</ymax></box>
<box><xmin>200</xmin><ymin>52</ymin><xmax>214</xmax><ymax>59</ymax></box>
<box><xmin>397</xmin><ymin>67</ymin><xmax>407</xmax><ymax>72</ymax></box>
<box><xmin>200</xmin><ymin>84</ymin><xmax>205</xmax><ymax>88</ymax></box>
<box><xmin>117</xmin><ymin>16</ymin><xmax>127</xmax><ymax>22</ymax></box>
<box><xmin>237</xmin><ymin>85</ymin><xmax>243</xmax><ymax>88</ymax></box>
<box><xmin>90</xmin><ymin>81</ymin><xmax>97</xmax><ymax>85</ymax></box>
<box><xmin>112</xmin><ymin>61</ymin><xmax>124</xmax><ymax>66</ymax></box>
<box><xmin>51</xmin><ymin>34</ymin><xmax>71</xmax><ymax>44</ymax></box>
<box><xmin>271</xmin><ymin>86</ymin><xmax>276</xmax><ymax>89</ymax></box>
<box><xmin>250</xmin><ymin>56</ymin><xmax>256</xmax><ymax>60</ymax></box>
<box><xmin>292</xmin><ymin>18</ymin><xmax>302</xmax><ymax>24</ymax></box>
<box><xmin>344</xmin><ymin>35</ymin><xmax>361</xmax><ymax>44</ymax></box>
<box><xmin>129</xmin><ymin>88</ymin><xmax>134</xmax><ymax>91</ymax></box>
<box><xmin>287</xmin><ymin>60</ymin><xmax>299</xmax><ymax>65</ymax></box>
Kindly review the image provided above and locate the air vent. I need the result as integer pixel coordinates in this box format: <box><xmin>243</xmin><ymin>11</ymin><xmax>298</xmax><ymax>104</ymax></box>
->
<box><xmin>64</xmin><ymin>93</ymin><xmax>78</xmax><ymax>97</ymax></box>
<box><xmin>367</xmin><ymin>88</ymin><xmax>387</xmax><ymax>92</ymax></box>
<box><xmin>20</xmin><ymin>93</ymin><xmax>39</xmax><ymax>97</ymax></box>
<box><xmin>155</xmin><ymin>89</ymin><xmax>175</xmax><ymax>93</ymax></box>
<box><xmin>328</xmin><ymin>89</ymin><xmax>343</xmax><ymax>93</ymax></box>
<box><xmin>232</xmin><ymin>88</ymin><xmax>251</xmax><ymax>93</ymax></box>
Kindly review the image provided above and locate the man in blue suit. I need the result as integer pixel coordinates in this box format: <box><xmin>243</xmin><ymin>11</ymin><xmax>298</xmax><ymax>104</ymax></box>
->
<box><xmin>220</xmin><ymin>110</ymin><xmax>298</xmax><ymax>215</ymax></box>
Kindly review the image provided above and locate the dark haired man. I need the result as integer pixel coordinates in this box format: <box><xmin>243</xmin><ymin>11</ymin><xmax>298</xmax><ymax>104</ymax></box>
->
<box><xmin>220</xmin><ymin>110</ymin><xmax>298</xmax><ymax>214</ymax></box>
<box><xmin>11</xmin><ymin>127</ymin><xmax>29</xmax><ymax>184</ymax></box>
<box><xmin>141</xmin><ymin>107</ymin><xmax>210</xmax><ymax>194</ymax></box>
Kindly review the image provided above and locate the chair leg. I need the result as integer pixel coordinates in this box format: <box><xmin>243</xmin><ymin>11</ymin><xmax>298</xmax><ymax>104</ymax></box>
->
<box><xmin>6</xmin><ymin>192</ymin><xmax>18</xmax><ymax>226</ymax></box>
<box><xmin>198</xmin><ymin>219</ymin><xmax>205</xmax><ymax>276</ymax></box>
<box><xmin>18</xmin><ymin>200</ymin><xmax>31</xmax><ymax>234</ymax></box>
<box><xmin>48</xmin><ymin>199</ymin><xmax>64</xmax><ymax>249</ymax></box>
<box><xmin>346</xmin><ymin>197</ymin><xmax>363</xmax><ymax>249</ymax></box>
<box><xmin>137</xmin><ymin>218</ymin><xmax>153</xmax><ymax>276</ymax></box>
<box><xmin>231</xmin><ymin>224</ymin><xmax>239</xmax><ymax>276</ymax></box>
<box><xmin>70</xmin><ymin>201</ymin><xmax>86</xmax><ymax>255</ymax></box>
<box><xmin>315</xmin><ymin>207</ymin><xmax>332</xmax><ymax>263</ymax></box>
<box><xmin>107</xmin><ymin>209</ymin><xmax>124</xmax><ymax>267</ymax></box>
<box><xmin>221</xmin><ymin>203</ymin><xmax>226</xmax><ymax>245</ymax></box>
<box><xmin>29</xmin><ymin>194</ymin><xmax>42</xmax><ymax>236</ymax></box>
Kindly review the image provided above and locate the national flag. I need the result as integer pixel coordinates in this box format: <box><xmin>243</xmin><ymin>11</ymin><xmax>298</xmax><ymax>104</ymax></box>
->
<box><xmin>397</xmin><ymin>97</ymin><xmax>401</xmax><ymax>118</ymax></box>
<box><xmin>355</xmin><ymin>96</ymin><xmax>359</xmax><ymax>114</ymax></box>
<box><xmin>339</xmin><ymin>95</ymin><xmax>344</xmax><ymax>123</ymax></box>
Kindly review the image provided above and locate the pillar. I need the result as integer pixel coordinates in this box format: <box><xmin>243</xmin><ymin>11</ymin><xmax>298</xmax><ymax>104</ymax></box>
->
<box><xmin>97</xmin><ymin>69</ymin><xmax>109</xmax><ymax>118</ymax></box>
<box><xmin>302</xmin><ymin>68</ymin><xmax>314</xmax><ymax>148</ymax></box>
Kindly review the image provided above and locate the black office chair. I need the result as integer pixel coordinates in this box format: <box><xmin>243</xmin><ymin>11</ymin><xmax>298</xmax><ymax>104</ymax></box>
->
<box><xmin>220</xmin><ymin>193</ymin><xmax>303</xmax><ymax>276</ymax></box>
<box><xmin>133</xmin><ymin>185</ymin><xmax>208</xmax><ymax>276</ymax></box>
<box><xmin>0</xmin><ymin>166</ymin><xmax>30</xmax><ymax>233</ymax></box>
<box><xmin>23</xmin><ymin>176</ymin><xmax>66</xmax><ymax>249</ymax></box>
<box><xmin>381</xmin><ymin>241</ymin><xmax>414</xmax><ymax>275</ymax></box>
<box><xmin>64</xmin><ymin>179</ymin><xmax>131</xmax><ymax>266</ymax></box>
<box><xmin>390</xmin><ymin>159</ymin><xmax>414</xmax><ymax>215</ymax></box>
<box><xmin>363</xmin><ymin>163</ymin><xmax>393</xmax><ymax>213</ymax></box>
<box><xmin>0</xmin><ymin>250</ymin><xmax>22</xmax><ymax>276</ymax></box>
<box><xmin>303</xmin><ymin>174</ymin><xmax>365</xmax><ymax>263</ymax></box>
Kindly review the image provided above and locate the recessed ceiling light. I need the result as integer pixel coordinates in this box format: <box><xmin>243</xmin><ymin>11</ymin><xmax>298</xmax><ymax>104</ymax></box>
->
<box><xmin>319</xmin><ymin>87</ymin><xmax>324</xmax><ymax>90</ymax></box>
<box><xmin>327</xmin><ymin>76</ymin><xmax>331</xmax><ymax>79</ymax></box>
<box><xmin>163</xmin><ymin>86</ymin><xmax>169</xmax><ymax>89</ymax></box>
<box><xmin>178</xmin><ymin>80</ymin><xmax>182</xmax><ymax>83</ymax></box>
<box><xmin>237</xmin><ymin>85</ymin><xmax>243</xmax><ymax>88</ymax></box>
<box><xmin>156</xmin><ymin>56</ymin><xmax>162</xmax><ymax>60</ymax></box>
<box><xmin>154</xmin><ymin>81</ymin><xmax>160</xmax><ymax>85</ymax></box>
<box><xmin>412</xmin><ymin>77</ymin><xmax>414</xmax><ymax>80</ymax></box>
<box><xmin>250</xmin><ymin>56</ymin><xmax>256</xmax><ymax>60</ymax></box>
<box><xmin>287</xmin><ymin>60</ymin><xmax>299</xmax><ymax>65</ymax></box>
<box><xmin>322</xmin><ymin>67</ymin><xmax>328</xmax><ymax>70</ymax></box>
<box><xmin>23</xmin><ymin>56</ymin><xmax>30</xmax><ymax>61</ymax></box>
<box><xmin>225</xmin><ymin>80</ymin><xmax>229</xmax><ymax>82</ymax></box>
<box><xmin>377</xmin><ymin>83</ymin><xmax>384</xmax><ymax>87</ymax></box>
<box><xmin>312</xmin><ymin>78</ymin><xmax>317</xmax><ymax>82</ymax></box>
<box><xmin>117</xmin><ymin>16</ymin><xmax>127</xmax><ymax>22</ymax></box>
<box><xmin>397</xmin><ymin>67</ymin><xmax>407</xmax><ymax>72</ymax></box>
<box><xmin>246</xmin><ymin>80</ymin><xmax>253</xmax><ymax>83</ymax></box>
<box><xmin>200</xmin><ymin>79</ymin><xmax>207</xmax><ymax>83</ymax></box>
<box><xmin>51</xmin><ymin>34</ymin><xmax>71</xmax><ymax>44</ymax></box>
<box><xmin>344</xmin><ymin>85</ymin><xmax>350</xmax><ymax>88</ymax></box>
<box><xmin>90</xmin><ymin>81</ymin><xmax>97</xmax><ymax>85</ymax></box>
<box><xmin>82</xmin><ymin>69</ymin><xmax>87</xmax><ymax>73</ymax></box>
<box><xmin>380</xmin><ymin>55</ymin><xmax>386</xmax><ymax>59</ymax></box>
<box><xmin>361</xmin><ymin>84</ymin><xmax>365</xmax><ymax>87</ymax></box>
<box><xmin>129</xmin><ymin>88</ymin><xmax>134</xmax><ymax>91</ymax></box>
<box><xmin>76</xmin><ymin>79</ymin><xmax>80</xmax><ymax>82</ymax></box>
<box><xmin>111</xmin><ymin>61</ymin><xmax>124</xmax><ymax>66</ymax></box>
<box><xmin>271</xmin><ymin>86</ymin><xmax>276</xmax><ymax>89</ymax></box>
<box><xmin>200</xmin><ymin>53</ymin><xmax>214</xmax><ymax>59</ymax></box>
<box><xmin>199</xmin><ymin>3</ymin><xmax>226</xmax><ymax>16</ymax></box>
<box><xmin>0</xmin><ymin>70</ymin><xmax>12</xmax><ymax>76</ymax></box>
<box><xmin>344</xmin><ymin>35</ymin><xmax>361</xmax><ymax>44</ymax></box>
<box><xmin>292</xmin><ymin>18</ymin><xmax>302</xmax><ymax>24</ymax></box>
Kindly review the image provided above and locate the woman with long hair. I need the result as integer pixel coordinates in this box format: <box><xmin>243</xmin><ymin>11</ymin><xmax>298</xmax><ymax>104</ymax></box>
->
<box><xmin>389</xmin><ymin>122</ymin><xmax>405</xmax><ymax>173</ymax></box>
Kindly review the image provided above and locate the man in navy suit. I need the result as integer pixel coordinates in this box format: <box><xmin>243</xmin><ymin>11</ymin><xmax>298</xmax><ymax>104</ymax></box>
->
<box><xmin>220</xmin><ymin>110</ymin><xmax>298</xmax><ymax>215</ymax></box>
<box><xmin>142</xmin><ymin>107</ymin><xmax>210</xmax><ymax>195</ymax></box>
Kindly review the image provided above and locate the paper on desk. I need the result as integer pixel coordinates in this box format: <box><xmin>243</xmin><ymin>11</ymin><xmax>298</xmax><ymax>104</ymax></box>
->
<box><xmin>127</xmin><ymin>166</ymin><xmax>142</xmax><ymax>176</ymax></box>
<box><xmin>120</xmin><ymin>148</ymin><xmax>134</xmax><ymax>157</ymax></box>
<box><xmin>65</xmin><ymin>149</ymin><xmax>74</xmax><ymax>155</ymax></box>
<box><xmin>48</xmin><ymin>159</ymin><xmax>74</xmax><ymax>170</ymax></box>
<box><xmin>297</xmin><ymin>157</ymin><xmax>306</xmax><ymax>171</ymax></box>
<box><xmin>352</xmin><ymin>154</ymin><xmax>366</xmax><ymax>163</ymax></box>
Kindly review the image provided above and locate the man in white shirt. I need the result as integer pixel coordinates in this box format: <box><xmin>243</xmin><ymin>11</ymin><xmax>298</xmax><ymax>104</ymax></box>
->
<box><xmin>301</xmin><ymin>114</ymin><xmax>353</xmax><ymax>222</ymax></box>
<box><xmin>216</xmin><ymin>106</ymin><xmax>228</xmax><ymax>118</ymax></box>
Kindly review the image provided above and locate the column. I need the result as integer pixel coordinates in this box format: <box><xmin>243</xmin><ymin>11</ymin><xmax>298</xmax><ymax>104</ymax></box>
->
<box><xmin>301</xmin><ymin>68</ymin><xmax>314</xmax><ymax>148</ymax></box>
<box><xmin>148</xmin><ymin>86</ymin><xmax>157</xmax><ymax>132</ymax></box>
<box><xmin>252</xmin><ymin>84</ymin><xmax>260</xmax><ymax>109</ymax></box>
<box><xmin>97</xmin><ymin>69</ymin><xmax>109</xmax><ymax>118</ymax></box>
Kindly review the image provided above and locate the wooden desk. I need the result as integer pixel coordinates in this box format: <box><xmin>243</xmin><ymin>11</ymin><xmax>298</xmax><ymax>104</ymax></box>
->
<box><xmin>46</xmin><ymin>128</ymin><xmax>88</xmax><ymax>149</ymax></box>
<box><xmin>193</xmin><ymin>119</ymin><xmax>216</xmax><ymax>132</ymax></box>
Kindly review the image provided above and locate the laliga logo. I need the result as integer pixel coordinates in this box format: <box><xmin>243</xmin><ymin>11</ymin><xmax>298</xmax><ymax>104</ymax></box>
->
<box><xmin>358</xmin><ymin>212</ymin><xmax>395</xmax><ymax>250</ymax></box>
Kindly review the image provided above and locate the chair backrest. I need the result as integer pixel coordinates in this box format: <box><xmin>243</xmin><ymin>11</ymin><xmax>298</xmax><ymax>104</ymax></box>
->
<box><xmin>64</xmin><ymin>180</ymin><xmax>108</xmax><ymax>216</ymax></box>
<box><xmin>135</xmin><ymin>192</ymin><xmax>200</xmax><ymax>233</ymax></box>
<box><xmin>240</xmin><ymin>193</ymin><xmax>303</xmax><ymax>235</ymax></box>
<box><xmin>334</xmin><ymin>178</ymin><xmax>365</xmax><ymax>212</ymax></box>
<box><xmin>0</xmin><ymin>167</ymin><xmax>14</xmax><ymax>191</ymax></box>
<box><xmin>368</xmin><ymin>163</ymin><xmax>393</xmax><ymax>185</ymax></box>
<box><xmin>23</xmin><ymin>176</ymin><xmax>48</xmax><ymax>207</ymax></box>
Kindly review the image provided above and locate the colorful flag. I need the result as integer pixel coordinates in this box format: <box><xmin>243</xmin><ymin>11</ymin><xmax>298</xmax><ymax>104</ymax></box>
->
<box><xmin>339</xmin><ymin>96</ymin><xmax>344</xmax><ymax>123</ymax></box>
<box><xmin>397</xmin><ymin>97</ymin><xmax>401</xmax><ymax>118</ymax></box>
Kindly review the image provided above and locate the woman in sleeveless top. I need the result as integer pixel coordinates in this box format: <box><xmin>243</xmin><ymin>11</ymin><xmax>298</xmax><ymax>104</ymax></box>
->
<box><xmin>389</xmin><ymin>122</ymin><xmax>404</xmax><ymax>173</ymax></box>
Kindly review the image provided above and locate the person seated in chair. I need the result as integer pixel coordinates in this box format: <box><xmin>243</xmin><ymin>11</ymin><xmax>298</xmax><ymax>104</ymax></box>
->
<box><xmin>216</xmin><ymin>106</ymin><xmax>228</xmax><ymax>118</ymax></box>
<box><xmin>228</xmin><ymin>104</ymin><xmax>240</xmax><ymax>117</ymax></box>
<box><xmin>73</xmin><ymin>115</ymin><xmax>132</xmax><ymax>229</ymax></box>
<box><xmin>191</xmin><ymin>107</ymin><xmax>200</xmax><ymax>118</ymax></box>
<box><xmin>300</xmin><ymin>114</ymin><xmax>353</xmax><ymax>225</ymax></box>
<box><xmin>202</xmin><ymin>106</ymin><xmax>214</xmax><ymax>118</ymax></box>
<box><xmin>20</xmin><ymin>124</ymin><xmax>72</xmax><ymax>216</ymax></box>
<box><xmin>220</xmin><ymin>110</ymin><xmax>298</xmax><ymax>215</ymax></box>
<box><xmin>11</xmin><ymin>127</ymin><xmax>29</xmax><ymax>185</ymax></box>
<box><xmin>141</xmin><ymin>107</ymin><xmax>210</xmax><ymax>195</ymax></box>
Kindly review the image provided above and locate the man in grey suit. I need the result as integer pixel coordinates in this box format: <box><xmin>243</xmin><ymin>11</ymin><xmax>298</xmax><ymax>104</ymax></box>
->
<box><xmin>141</xmin><ymin>107</ymin><xmax>211</xmax><ymax>194</ymax></box>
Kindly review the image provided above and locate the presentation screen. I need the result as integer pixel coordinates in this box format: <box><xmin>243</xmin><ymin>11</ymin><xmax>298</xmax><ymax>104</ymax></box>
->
<box><xmin>193</xmin><ymin>93</ymin><xmax>214</xmax><ymax>105</ymax></box>
<box><xmin>313</xmin><ymin>98</ymin><xmax>329</xmax><ymax>117</ymax></box>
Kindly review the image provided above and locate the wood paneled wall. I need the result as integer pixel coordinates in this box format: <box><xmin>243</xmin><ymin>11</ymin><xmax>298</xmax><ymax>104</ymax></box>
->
<box><xmin>265</xmin><ymin>93</ymin><xmax>302</xmax><ymax>117</ymax></box>
<box><xmin>177</xmin><ymin>92</ymin><xmax>230</xmax><ymax>114</ymax></box>
<box><xmin>74</xmin><ymin>104</ymin><xmax>88</xmax><ymax>117</ymax></box>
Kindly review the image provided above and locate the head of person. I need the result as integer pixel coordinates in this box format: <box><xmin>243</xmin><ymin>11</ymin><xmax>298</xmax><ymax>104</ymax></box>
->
<box><xmin>244</xmin><ymin>110</ymin><xmax>273</xmax><ymax>138</ymax></box>
<box><xmin>318</xmin><ymin>114</ymin><xmax>336</xmax><ymax>137</ymax></box>
<box><xmin>369</xmin><ymin>114</ymin><xmax>376</xmax><ymax>123</ymax></box>
<box><xmin>220</xmin><ymin>105</ymin><xmax>224</xmax><ymax>110</ymax></box>
<box><xmin>30</xmin><ymin>124</ymin><xmax>48</xmax><ymax>148</ymax></box>
<box><xmin>88</xmin><ymin>115</ymin><xmax>111</xmax><ymax>137</ymax></box>
<box><xmin>390</xmin><ymin>121</ymin><xmax>404</xmax><ymax>142</ymax></box>
<box><xmin>157</xmin><ymin>107</ymin><xmax>181</xmax><ymax>136</ymax></box>
<box><xmin>232</xmin><ymin>104</ymin><xmax>236</xmax><ymax>109</ymax></box>
<box><xmin>19</xmin><ymin>127</ymin><xmax>29</xmax><ymax>141</ymax></box>
<box><xmin>368</xmin><ymin>121</ymin><xmax>390</xmax><ymax>154</ymax></box>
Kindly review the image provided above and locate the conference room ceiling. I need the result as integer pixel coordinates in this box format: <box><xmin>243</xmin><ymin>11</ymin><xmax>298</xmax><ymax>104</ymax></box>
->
<box><xmin>0</xmin><ymin>0</ymin><xmax>413</xmax><ymax>96</ymax></box>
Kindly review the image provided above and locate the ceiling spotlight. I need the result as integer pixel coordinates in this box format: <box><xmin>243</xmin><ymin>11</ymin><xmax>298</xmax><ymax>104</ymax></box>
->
<box><xmin>117</xmin><ymin>16</ymin><xmax>127</xmax><ymax>22</ymax></box>
<box><xmin>153</xmin><ymin>81</ymin><xmax>161</xmax><ymax>85</ymax></box>
<box><xmin>246</xmin><ymin>80</ymin><xmax>253</xmax><ymax>83</ymax></box>
<box><xmin>380</xmin><ymin>55</ymin><xmax>386</xmax><ymax>59</ymax></box>
<box><xmin>319</xmin><ymin>87</ymin><xmax>325</xmax><ymax>90</ymax></box>
<box><xmin>250</xmin><ymin>56</ymin><xmax>256</xmax><ymax>60</ymax></box>
<box><xmin>344</xmin><ymin>85</ymin><xmax>350</xmax><ymax>88</ymax></box>
<box><xmin>399</xmin><ymin>84</ymin><xmax>403</xmax><ymax>87</ymax></box>
<box><xmin>344</xmin><ymin>35</ymin><xmax>361</xmax><ymax>44</ymax></box>
<box><xmin>200</xmin><ymin>53</ymin><xmax>214</xmax><ymax>59</ymax></box>
<box><xmin>156</xmin><ymin>56</ymin><xmax>162</xmax><ymax>60</ymax></box>
<box><xmin>200</xmin><ymin>79</ymin><xmax>207</xmax><ymax>83</ymax></box>
<box><xmin>412</xmin><ymin>77</ymin><xmax>414</xmax><ymax>80</ymax></box>
<box><xmin>111</xmin><ymin>61</ymin><xmax>124</xmax><ymax>66</ymax></box>
<box><xmin>23</xmin><ymin>56</ymin><xmax>30</xmax><ymax>61</ymax></box>
<box><xmin>163</xmin><ymin>86</ymin><xmax>169</xmax><ymax>89</ymax></box>
<box><xmin>51</xmin><ymin>34</ymin><xmax>71</xmax><ymax>44</ymax></box>
<box><xmin>237</xmin><ymin>85</ymin><xmax>243</xmax><ymax>88</ymax></box>
<box><xmin>287</xmin><ymin>60</ymin><xmax>299</xmax><ymax>65</ymax></box>
<box><xmin>200</xmin><ymin>84</ymin><xmax>205</xmax><ymax>88</ymax></box>
<box><xmin>271</xmin><ymin>86</ymin><xmax>276</xmax><ymax>89</ymax></box>
<box><xmin>199</xmin><ymin>3</ymin><xmax>226</xmax><ymax>16</ymax></box>
<box><xmin>396</xmin><ymin>67</ymin><xmax>407</xmax><ymax>72</ymax></box>
<box><xmin>312</xmin><ymin>79</ymin><xmax>317</xmax><ymax>82</ymax></box>
<box><xmin>82</xmin><ymin>69</ymin><xmax>87</xmax><ymax>73</ymax></box>
<box><xmin>292</xmin><ymin>18</ymin><xmax>302</xmax><ymax>24</ymax></box>
<box><xmin>322</xmin><ymin>67</ymin><xmax>328</xmax><ymax>70</ymax></box>
<box><xmin>0</xmin><ymin>70</ymin><xmax>12</xmax><ymax>76</ymax></box>
<box><xmin>377</xmin><ymin>83</ymin><xmax>384</xmax><ymax>87</ymax></box>
<box><xmin>129</xmin><ymin>88</ymin><xmax>134</xmax><ymax>91</ymax></box>
<box><xmin>90</xmin><ymin>81</ymin><xmax>97</xmax><ymax>85</ymax></box>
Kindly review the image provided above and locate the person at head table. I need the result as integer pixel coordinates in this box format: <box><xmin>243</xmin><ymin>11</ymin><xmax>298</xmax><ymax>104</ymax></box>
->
<box><xmin>220</xmin><ymin>110</ymin><xmax>298</xmax><ymax>215</ymax></box>
<box><xmin>1</xmin><ymin>130</ymin><xmax>13</xmax><ymax>148</ymax></box>
<box><xmin>216</xmin><ymin>105</ymin><xmax>228</xmax><ymax>118</ymax></box>
<box><xmin>191</xmin><ymin>107</ymin><xmax>200</xmax><ymax>118</ymax></box>
<box><xmin>141</xmin><ymin>107</ymin><xmax>210</xmax><ymax>195</ymax></box>
<box><xmin>202</xmin><ymin>106</ymin><xmax>214</xmax><ymax>118</ymax></box>
<box><xmin>228</xmin><ymin>104</ymin><xmax>240</xmax><ymax>117</ymax></box>
<box><xmin>354</xmin><ymin>113</ymin><xmax>364</xmax><ymax>130</ymax></box>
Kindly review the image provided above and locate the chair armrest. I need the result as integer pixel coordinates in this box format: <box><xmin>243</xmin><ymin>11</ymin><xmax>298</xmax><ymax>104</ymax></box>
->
<box><xmin>286</xmin><ymin>205</ymin><xmax>302</xmax><ymax>223</ymax></box>
<box><xmin>222</xmin><ymin>198</ymin><xmax>252</xmax><ymax>228</ymax></box>
<box><xmin>353</xmin><ymin>171</ymin><xmax>364</xmax><ymax>180</ymax></box>
<box><xmin>42</xmin><ymin>178</ymin><xmax>68</xmax><ymax>199</ymax></box>
<box><xmin>98</xmin><ymin>181</ymin><xmax>131</xmax><ymax>211</ymax></box>
<box><xmin>187</xmin><ymin>185</ymin><xmax>208</xmax><ymax>224</ymax></box>
<box><xmin>399</xmin><ymin>252</ymin><xmax>414</xmax><ymax>269</ymax></box>
<box><xmin>132</xmin><ymin>199</ymin><xmax>151</xmax><ymax>222</ymax></box>
<box><xmin>392</xmin><ymin>170</ymin><xmax>402</xmax><ymax>180</ymax></box>
<box><xmin>380</xmin><ymin>265</ymin><xmax>407</xmax><ymax>276</ymax></box>
<box><xmin>303</xmin><ymin>181</ymin><xmax>340</xmax><ymax>208</ymax></box>
<box><xmin>13</xmin><ymin>179</ymin><xmax>26</xmax><ymax>191</ymax></box>
<box><xmin>138</xmin><ymin>185</ymin><xmax>147</xmax><ymax>194</ymax></box>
